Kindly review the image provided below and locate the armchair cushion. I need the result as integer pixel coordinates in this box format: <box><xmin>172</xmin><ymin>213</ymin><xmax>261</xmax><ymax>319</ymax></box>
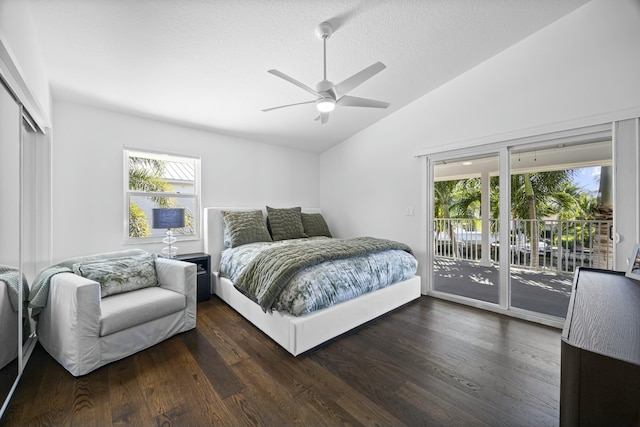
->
<box><xmin>100</xmin><ymin>287</ymin><xmax>185</xmax><ymax>336</ymax></box>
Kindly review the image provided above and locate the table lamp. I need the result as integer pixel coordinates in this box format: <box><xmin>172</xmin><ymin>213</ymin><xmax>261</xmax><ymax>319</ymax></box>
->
<box><xmin>152</xmin><ymin>208</ymin><xmax>185</xmax><ymax>258</ymax></box>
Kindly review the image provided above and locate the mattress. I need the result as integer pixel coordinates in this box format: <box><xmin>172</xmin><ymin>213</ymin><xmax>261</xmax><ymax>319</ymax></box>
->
<box><xmin>220</xmin><ymin>237</ymin><xmax>418</xmax><ymax>316</ymax></box>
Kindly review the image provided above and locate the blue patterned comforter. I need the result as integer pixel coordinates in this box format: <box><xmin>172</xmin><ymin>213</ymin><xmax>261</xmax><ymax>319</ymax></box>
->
<box><xmin>220</xmin><ymin>237</ymin><xmax>418</xmax><ymax>316</ymax></box>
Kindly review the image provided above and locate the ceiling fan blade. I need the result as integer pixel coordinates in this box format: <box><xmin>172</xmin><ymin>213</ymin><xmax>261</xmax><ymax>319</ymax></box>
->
<box><xmin>267</xmin><ymin>69</ymin><xmax>320</xmax><ymax>97</ymax></box>
<box><xmin>320</xmin><ymin>111</ymin><xmax>330</xmax><ymax>124</ymax></box>
<box><xmin>333</xmin><ymin>61</ymin><xmax>386</xmax><ymax>97</ymax></box>
<box><xmin>337</xmin><ymin>95</ymin><xmax>390</xmax><ymax>109</ymax></box>
<box><xmin>262</xmin><ymin>100</ymin><xmax>315</xmax><ymax>112</ymax></box>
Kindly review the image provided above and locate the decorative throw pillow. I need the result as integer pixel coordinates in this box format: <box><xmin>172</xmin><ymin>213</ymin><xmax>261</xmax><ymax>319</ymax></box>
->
<box><xmin>73</xmin><ymin>253</ymin><xmax>158</xmax><ymax>298</ymax></box>
<box><xmin>266</xmin><ymin>206</ymin><xmax>306</xmax><ymax>241</ymax></box>
<box><xmin>301</xmin><ymin>212</ymin><xmax>332</xmax><ymax>238</ymax></box>
<box><xmin>222</xmin><ymin>210</ymin><xmax>272</xmax><ymax>248</ymax></box>
<box><xmin>223</xmin><ymin>225</ymin><xmax>232</xmax><ymax>248</ymax></box>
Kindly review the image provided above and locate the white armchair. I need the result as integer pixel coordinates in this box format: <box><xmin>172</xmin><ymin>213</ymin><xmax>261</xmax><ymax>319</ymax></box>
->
<box><xmin>37</xmin><ymin>257</ymin><xmax>196</xmax><ymax>376</ymax></box>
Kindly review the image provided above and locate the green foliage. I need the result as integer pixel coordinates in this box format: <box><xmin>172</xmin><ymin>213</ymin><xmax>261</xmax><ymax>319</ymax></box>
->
<box><xmin>433</xmin><ymin>180</ymin><xmax>458</xmax><ymax>219</ymax></box>
<box><xmin>435</xmin><ymin>169</ymin><xmax>598</xmax><ymax>222</ymax></box>
<box><xmin>129</xmin><ymin>202</ymin><xmax>150</xmax><ymax>238</ymax></box>
<box><xmin>510</xmin><ymin>170</ymin><xmax>579</xmax><ymax>220</ymax></box>
<box><xmin>129</xmin><ymin>156</ymin><xmax>175</xmax><ymax>207</ymax></box>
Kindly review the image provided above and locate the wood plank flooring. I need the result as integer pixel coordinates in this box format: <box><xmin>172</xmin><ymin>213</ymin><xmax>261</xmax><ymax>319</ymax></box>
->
<box><xmin>1</xmin><ymin>296</ymin><xmax>562</xmax><ymax>427</ymax></box>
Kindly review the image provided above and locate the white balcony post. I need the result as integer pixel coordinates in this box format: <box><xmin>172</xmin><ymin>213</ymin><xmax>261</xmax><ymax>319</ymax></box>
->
<box><xmin>479</xmin><ymin>171</ymin><xmax>492</xmax><ymax>267</ymax></box>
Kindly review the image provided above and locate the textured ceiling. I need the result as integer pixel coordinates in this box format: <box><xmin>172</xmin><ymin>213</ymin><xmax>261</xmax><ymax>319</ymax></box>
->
<box><xmin>29</xmin><ymin>0</ymin><xmax>589</xmax><ymax>153</ymax></box>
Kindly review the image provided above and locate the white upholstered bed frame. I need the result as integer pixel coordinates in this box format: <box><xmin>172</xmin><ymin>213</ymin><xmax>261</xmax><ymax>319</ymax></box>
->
<box><xmin>203</xmin><ymin>207</ymin><xmax>421</xmax><ymax>356</ymax></box>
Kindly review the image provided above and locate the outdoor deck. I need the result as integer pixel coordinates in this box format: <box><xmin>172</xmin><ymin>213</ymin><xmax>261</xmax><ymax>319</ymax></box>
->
<box><xmin>433</xmin><ymin>257</ymin><xmax>573</xmax><ymax>318</ymax></box>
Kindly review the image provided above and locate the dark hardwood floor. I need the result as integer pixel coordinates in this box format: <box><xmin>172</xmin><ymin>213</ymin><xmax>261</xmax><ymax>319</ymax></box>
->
<box><xmin>1</xmin><ymin>296</ymin><xmax>561</xmax><ymax>427</ymax></box>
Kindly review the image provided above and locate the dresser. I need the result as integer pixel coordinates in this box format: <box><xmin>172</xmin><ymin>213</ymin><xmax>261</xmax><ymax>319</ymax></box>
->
<box><xmin>560</xmin><ymin>267</ymin><xmax>640</xmax><ymax>426</ymax></box>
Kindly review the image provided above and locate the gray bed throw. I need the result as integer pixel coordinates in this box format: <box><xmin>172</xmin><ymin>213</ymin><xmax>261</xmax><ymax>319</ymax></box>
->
<box><xmin>234</xmin><ymin>236</ymin><xmax>413</xmax><ymax>312</ymax></box>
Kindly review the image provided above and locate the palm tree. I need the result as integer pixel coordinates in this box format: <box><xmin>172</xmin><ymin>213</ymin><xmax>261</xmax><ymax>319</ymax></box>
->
<box><xmin>511</xmin><ymin>170</ymin><xmax>580</xmax><ymax>267</ymax></box>
<box><xmin>556</xmin><ymin>182</ymin><xmax>597</xmax><ymax>220</ymax></box>
<box><xmin>128</xmin><ymin>157</ymin><xmax>174</xmax><ymax>201</ymax></box>
<box><xmin>434</xmin><ymin>180</ymin><xmax>461</xmax><ymax>257</ymax></box>
<box><xmin>452</xmin><ymin>177</ymin><xmax>482</xmax><ymax>221</ymax></box>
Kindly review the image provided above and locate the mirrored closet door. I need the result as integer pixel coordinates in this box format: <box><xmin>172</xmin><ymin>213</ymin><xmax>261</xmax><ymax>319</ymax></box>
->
<box><xmin>0</xmin><ymin>79</ymin><xmax>22</xmax><ymax>415</ymax></box>
<box><xmin>0</xmin><ymin>75</ymin><xmax>49</xmax><ymax>418</ymax></box>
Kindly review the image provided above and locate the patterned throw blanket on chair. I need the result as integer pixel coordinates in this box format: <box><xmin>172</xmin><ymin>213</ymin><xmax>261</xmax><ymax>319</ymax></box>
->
<box><xmin>233</xmin><ymin>236</ymin><xmax>413</xmax><ymax>312</ymax></box>
<box><xmin>0</xmin><ymin>265</ymin><xmax>28</xmax><ymax>312</ymax></box>
<box><xmin>28</xmin><ymin>249</ymin><xmax>149</xmax><ymax>319</ymax></box>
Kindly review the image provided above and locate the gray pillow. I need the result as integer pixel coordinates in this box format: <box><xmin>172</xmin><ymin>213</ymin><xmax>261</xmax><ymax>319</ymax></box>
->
<box><xmin>222</xmin><ymin>210</ymin><xmax>272</xmax><ymax>248</ymax></box>
<box><xmin>223</xmin><ymin>225</ymin><xmax>232</xmax><ymax>248</ymax></box>
<box><xmin>301</xmin><ymin>213</ymin><xmax>332</xmax><ymax>238</ymax></box>
<box><xmin>73</xmin><ymin>253</ymin><xmax>158</xmax><ymax>298</ymax></box>
<box><xmin>266</xmin><ymin>206</ymin><xmax>306</xmax><ymax>241</ymax></box>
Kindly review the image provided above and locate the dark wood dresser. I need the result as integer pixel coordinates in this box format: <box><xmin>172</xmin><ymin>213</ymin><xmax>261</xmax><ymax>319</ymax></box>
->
<box><xmin>560</xmin><ymin>267</ymin><xmax>640</xmax><ymax>426</ymax></box>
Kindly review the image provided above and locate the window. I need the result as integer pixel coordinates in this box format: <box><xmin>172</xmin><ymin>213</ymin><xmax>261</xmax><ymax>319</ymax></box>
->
<box><xmin>124</xmin><ymin>148</ymin><xmax>200</xmax><ymax>242</ymax></box>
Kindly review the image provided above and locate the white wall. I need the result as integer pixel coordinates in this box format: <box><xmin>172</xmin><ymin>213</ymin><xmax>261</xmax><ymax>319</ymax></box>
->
<box><xmin>0</xmin><ymin>0</ymin><xmax>50</xmax><ymax>123</ymax></box>
<box><xmin>51</xmin><ymin>99</ymin><xmax>319</xmax><ymax>261</ymax></box>
<box><xmin>319</xmin><ymin>0</ymin><xmax>640</xmax><ymax>284</ymax></box>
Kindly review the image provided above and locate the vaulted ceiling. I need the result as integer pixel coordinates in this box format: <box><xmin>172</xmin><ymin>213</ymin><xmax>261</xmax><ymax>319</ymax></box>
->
<box><xmin>29</xmin><ymin>0</ymin><xmax>589</xmax><ymax>153</ymax></box>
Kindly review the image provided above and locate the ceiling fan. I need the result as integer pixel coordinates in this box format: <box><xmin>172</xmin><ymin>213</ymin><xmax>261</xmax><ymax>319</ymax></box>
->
<box><xmin>262</xmin><ymin>21</ymin><xmax>389</xmax><ymax>124</ymax></box>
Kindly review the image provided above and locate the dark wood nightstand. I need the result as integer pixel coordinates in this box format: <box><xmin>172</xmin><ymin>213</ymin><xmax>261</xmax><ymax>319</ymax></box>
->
<box><xmin>175</xmin><ymin>253</ymin><xmax>211</xmax><ymax>302</ymax></box>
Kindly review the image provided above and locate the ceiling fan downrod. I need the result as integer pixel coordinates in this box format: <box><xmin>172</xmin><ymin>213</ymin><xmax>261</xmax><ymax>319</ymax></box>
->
<box><xmin>323</xmin><ymin>37</ymin><xmax>327</xmax><ymax>81</ymax></box>
<box><xmin>316</xmin><ymin>22</ymin><xmax>333</xmax><ymax>81</ymax></box>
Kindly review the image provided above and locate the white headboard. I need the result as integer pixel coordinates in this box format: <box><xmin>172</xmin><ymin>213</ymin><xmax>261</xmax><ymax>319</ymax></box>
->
<box><xmin>203</xmin><ymin>207</ymin><xmax>321</xmax><ymax>272</ymax></box>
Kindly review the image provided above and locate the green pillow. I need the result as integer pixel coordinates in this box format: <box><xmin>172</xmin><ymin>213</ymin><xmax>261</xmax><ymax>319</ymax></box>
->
<box><xmin>266</xmin><ymin>206</ymin><xmax>306</xmax><ymax>241</ymax></box>
<box><xmin>222</xmin><ymin>210</ymin><xmax>272</xmax><ymax>248</ymax></box>
<box><xmin>301</xmin><ymin>213</ymin><xmax>332</xmax><ymax>238</ymax></box>
<box><xmin>73</xmin><ymin>253</ymin><xmax>158</xmax><ymax>298</ymax></box>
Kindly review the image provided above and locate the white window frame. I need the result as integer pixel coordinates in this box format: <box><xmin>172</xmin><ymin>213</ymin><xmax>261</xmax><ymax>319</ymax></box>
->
<box><xmin>123</xmin><ymin>147</ymin><xmax>201</xmax><ymax>244</ymax></box>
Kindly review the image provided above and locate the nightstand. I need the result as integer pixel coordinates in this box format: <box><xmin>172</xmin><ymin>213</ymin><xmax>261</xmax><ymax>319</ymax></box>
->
<box><xmin>175</xmin><ymin>253</ymin><xmax>211</xmax><ymax>302</ymax></box>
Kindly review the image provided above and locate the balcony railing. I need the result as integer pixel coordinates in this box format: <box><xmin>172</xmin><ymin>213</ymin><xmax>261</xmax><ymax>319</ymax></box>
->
<box><xmin>434</xmin><ymin>218</ymin><xmax>613</xmax><ymax>274</ymax></box>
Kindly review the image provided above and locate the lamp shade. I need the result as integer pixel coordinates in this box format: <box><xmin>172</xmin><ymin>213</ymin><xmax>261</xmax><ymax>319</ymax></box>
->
<box><xmin>152</xmin><ymin>208</ymin><xmax>185</xmax><ymax>229</ymax></box>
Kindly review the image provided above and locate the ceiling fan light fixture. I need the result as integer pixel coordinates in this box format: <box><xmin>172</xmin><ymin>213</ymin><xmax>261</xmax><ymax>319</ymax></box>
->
<box><xmin>263</xmin><ymin>21</ymin><xmax>388</xmax><ymax>122</ymax></box>
<box><xmin>316</xmin><ymin>98</ymin><xmax>335</xmax><ymax>113</ymax></box>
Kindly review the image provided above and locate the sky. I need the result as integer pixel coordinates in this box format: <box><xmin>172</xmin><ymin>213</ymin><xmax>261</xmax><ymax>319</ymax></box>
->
<box><xmin>571</xmin><ymin>166</ymin><xmax>601</xmax><ymax>193</ymax></box>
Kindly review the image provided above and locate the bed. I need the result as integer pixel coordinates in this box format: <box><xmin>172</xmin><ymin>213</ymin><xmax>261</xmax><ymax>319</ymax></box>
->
<box><xmin>203</xmin><ymin>207</ymin><xmax>421</xmax><ymax>355</ymax></box>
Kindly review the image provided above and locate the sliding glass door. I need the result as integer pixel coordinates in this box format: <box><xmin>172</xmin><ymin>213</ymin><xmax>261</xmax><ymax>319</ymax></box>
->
<box><xmin>508</xmin><ymin>140</ymin><xmax>612</xmax><ymax>318</ymax></box>
<box><xmin>428</xmin><ymin>136</ymin><xmax>613</xmax><ymax>324</ymax></box>
<box><xmin>432</xmin><ymin>153</ymin><xmax>500</xmax><ymax>305</ymax></box>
